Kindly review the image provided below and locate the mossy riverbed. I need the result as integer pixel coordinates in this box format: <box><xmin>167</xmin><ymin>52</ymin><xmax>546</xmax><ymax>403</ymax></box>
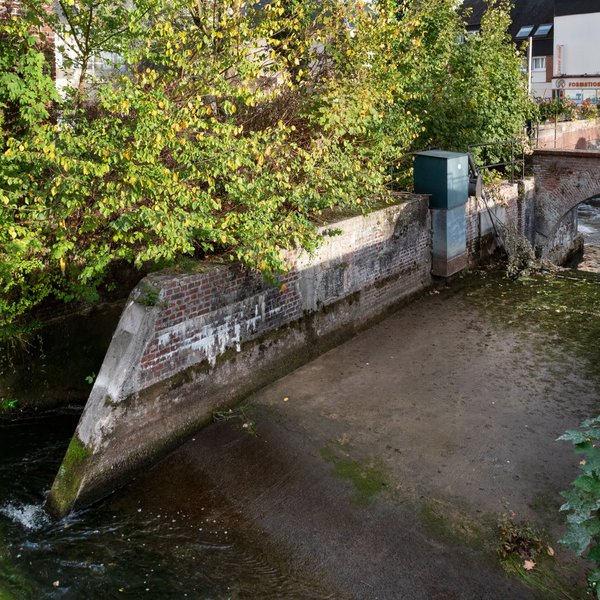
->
<box><xmin>459</xmin><ymin>268</ymin><xmax>600</xmax><ymax>385</ymax></box>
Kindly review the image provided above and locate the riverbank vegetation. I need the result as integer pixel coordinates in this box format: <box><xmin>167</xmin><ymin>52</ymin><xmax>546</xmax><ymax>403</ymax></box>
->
<box><xmin>559</xmin><ymin>417</ymin><xmax>600</xmax><ymax>598</ymax></box>
<box><xmin>0</xmin><ymin>0</ymin><xmax>534</xmax><ymax>324</ymax></box>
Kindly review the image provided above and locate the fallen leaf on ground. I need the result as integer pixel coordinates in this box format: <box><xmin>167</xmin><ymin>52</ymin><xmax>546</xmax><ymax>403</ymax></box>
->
<box><xmin>523</xmin><ymin>560</ymin><xmax>536</xmax><ymax>571</ymax></box>
<box><xmin>547</xmin><ymin>545</ymin><xmax>555</xmax><ymax>557</ymax></box>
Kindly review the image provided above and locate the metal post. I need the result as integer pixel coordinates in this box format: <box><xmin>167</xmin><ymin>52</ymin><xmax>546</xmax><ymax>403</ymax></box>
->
<box><xmin>511</xmin><ymin>141</ymin><xmax>515</xmax><ymax>183</ymax></box>
<box><xmin>527</xmin><ymin>36</ymin><xmax>533</xmax><ymax>97</ymax></box>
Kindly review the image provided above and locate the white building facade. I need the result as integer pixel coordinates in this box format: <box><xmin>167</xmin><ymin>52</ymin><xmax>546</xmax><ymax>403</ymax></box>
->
<box><xmin>553</xmin><ymin>1</ymin><xmax>600</xmax><ymax>105</ymax></box>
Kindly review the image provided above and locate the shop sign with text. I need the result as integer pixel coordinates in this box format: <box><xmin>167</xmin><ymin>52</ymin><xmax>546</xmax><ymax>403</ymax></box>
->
<box><xmin>553</xmin><ymin>78</ymin><xmax>600</xmax><ymax>90</ymax></box>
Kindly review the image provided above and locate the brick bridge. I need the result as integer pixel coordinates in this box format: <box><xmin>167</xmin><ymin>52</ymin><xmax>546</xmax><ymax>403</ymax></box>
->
<box><xmin>533</xmin><ymin>149</ymin><xmax>600</xmax><ymax>258</ymax></box>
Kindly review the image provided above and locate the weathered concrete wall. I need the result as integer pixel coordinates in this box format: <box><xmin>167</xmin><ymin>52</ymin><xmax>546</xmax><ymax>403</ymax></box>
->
<box><xmin>47</xmin><ymin>197</ymin><xmax>433</xmax><ymax>516</ymax></box>
<box><xmin>466</xmin><ymin>179</ymin><xmax>536</xmax><ymax>263</ymax></box>
<box><xmin>533</xmin><ymin>149</ymin><xmax>600</xmax><ymax>257</ymax></box>
<box><xmin>536</xmin><ymin>119</ymin><xmax>600</xmax><ymax>150</ymax></box>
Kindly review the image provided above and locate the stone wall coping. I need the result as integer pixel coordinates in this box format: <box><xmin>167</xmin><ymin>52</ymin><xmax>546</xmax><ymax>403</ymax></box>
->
<box><xmin>533</xmin><ymin>148</ymin><xmax>600</xmax><ymax>158</ymax></box>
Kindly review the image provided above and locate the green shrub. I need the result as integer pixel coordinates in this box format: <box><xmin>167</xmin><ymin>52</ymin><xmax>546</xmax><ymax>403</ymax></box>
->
<box><xmin>558</xmin><ymin>416</ymin><xmax>600</xmax><ymax>597</ymax></box>
<box><xmin>0</xmin><ymin>0</ymin><xmax>533</xmax><ymax>324</ymax></box>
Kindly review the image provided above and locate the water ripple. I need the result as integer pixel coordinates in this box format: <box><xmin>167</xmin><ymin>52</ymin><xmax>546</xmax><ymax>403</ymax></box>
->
<box><xmin>0</xmin><ymin>501</ymin><xmax>50</xmax><ymax>531</ymax></box>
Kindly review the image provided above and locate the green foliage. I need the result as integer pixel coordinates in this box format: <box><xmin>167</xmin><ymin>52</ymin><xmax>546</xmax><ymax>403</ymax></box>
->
<box><xmin>0</xmin><ymin>15</ymin><xmax>57</xmax><ymax>134</ymax></box>
<box><xmin>0</xmin><ymin>0</ymin><xmax>534</xmax><ymax>324</ymax></box>
<box><xmin>537</xmin><ymin>98</ymin><xmax>578</xmax><ymax>123</ymax></box>
<box><xmin>559</xmin><ymin>416</ymin><xmax>600</xmax><ymax>597</ymax></box>
<box><xmin>0</xmin><ymin>397</ymin><xmax>18</xmax><ymax>414</ymax></box>
<box><xmin>498</xmin><ymin>514</ymin><xmax>548</xmax><ymax>564</ymax></box>
<box><xmin>536</xmin><ymin>97</ymin><xmax>599</xmax><ymax>123</ymax></box>
<box><xmin>136</xmin><ymin>287</ymin><xmax>160</xmax><ymax>307</ymax></box>
<box><xmin>410</xmin><ymin>0</ymin><xmax>534</xmax><ymax>163</ymax></box>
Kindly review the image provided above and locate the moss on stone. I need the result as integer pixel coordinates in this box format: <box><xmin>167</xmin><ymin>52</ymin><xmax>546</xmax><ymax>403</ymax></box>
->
<box><xmin>418</xmin><ymin>497</ymin><xmax>492</xmax><ymax>552</ymax></box>
<box><xmin>46</xmin><ymin>436</ymin><xmax>92</xmax><ymax>518</ymax></box>
<box><xmin>320</xmin><ymin>446</ymin><xmax>388</xmax><ymax>505</ymax></box>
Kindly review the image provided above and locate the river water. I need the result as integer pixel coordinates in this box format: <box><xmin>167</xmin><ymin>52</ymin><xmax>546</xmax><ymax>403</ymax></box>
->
<box><xmin>577</xmin><ymin>198</ymin><xmax>600</xmax><ymax>271</ymax></box>
<box><xmin>0</xmin><ymin>411</ymin><xmax>333</xmax><ymax>599</ymax></box>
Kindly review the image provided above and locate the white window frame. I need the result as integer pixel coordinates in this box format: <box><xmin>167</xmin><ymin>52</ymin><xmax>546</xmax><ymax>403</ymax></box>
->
<box><xmin>532</xmin><ymin>57</ymin><xmax>546</xmax><ymax>71</ymax></box>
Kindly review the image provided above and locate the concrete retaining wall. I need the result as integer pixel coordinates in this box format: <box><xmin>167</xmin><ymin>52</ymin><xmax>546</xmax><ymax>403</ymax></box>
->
<box><xmin>466</xmin><ymin>179</ymin><xmax>536</xmax><ymax>262</ymax></box>
<box><xmin>47</xmin><ymin>196</ymin><xmax>434</xmax><ymax>516</ymax></box>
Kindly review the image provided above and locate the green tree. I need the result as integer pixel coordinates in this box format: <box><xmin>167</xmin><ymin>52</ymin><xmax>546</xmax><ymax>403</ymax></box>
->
<box><xmin>0</xmin><ymin>0</ymin><xmax>425</xmax><ymax>323</ymax></box>
<box><xmin>0</xmin><ymin>0</ymin><xmax>535</xmax><ymax>325</ymax></box>
<box><xmin>409</xmin><ymin>0</ymin><xmax>535</xmax><ymax>156</ymax></box>
<box><xmin>0</xmin><ymin>15</ymin><xmax>58</xmax><ymax>322</ymax></box>
<box><xmin>0</xmin><ymin>16</ymin><xmax>57</xmax><ymax>134</ymax></box>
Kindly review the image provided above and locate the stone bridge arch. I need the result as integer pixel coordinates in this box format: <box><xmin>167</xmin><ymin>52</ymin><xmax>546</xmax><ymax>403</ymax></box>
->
<box><xmin>533</xmin><ymin>149</ymin><xmax>600</xmax><ymax>259</ymax></box>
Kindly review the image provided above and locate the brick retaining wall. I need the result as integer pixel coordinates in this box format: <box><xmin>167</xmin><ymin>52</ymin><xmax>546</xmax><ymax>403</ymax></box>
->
<box><xmin>533</xmin><ymin>149</ymin><xmax>600</xmax><ymax>258</ymax></box>
<box><xmin>47</xmin><ymin>196</ymin><xmax>434</xmax><ymax>516</ymax></box>
<box><xmin>47</xmin><ymin>178</ymin><xmax>542</xmax><ymax>517</ymax></box>
<box><xmin>536</xmin><ymin>119</ymin><xmax>600</xmax><ymax>150</ymax></box>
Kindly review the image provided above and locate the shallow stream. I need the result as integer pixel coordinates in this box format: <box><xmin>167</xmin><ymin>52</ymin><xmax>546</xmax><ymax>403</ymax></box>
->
<box><xmin>0</xmin><ymin>411</ymin><xmax>333</xmax><ymax>599</ymax></box>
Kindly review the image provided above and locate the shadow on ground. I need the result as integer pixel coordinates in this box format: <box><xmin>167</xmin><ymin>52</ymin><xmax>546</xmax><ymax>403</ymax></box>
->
<box><xmin>119</xmin><ymin>269</ymin><xmax>599</xmax><ymax>599</ymax></box>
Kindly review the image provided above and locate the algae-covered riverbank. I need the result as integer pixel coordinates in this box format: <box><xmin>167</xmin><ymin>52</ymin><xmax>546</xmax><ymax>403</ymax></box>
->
<box><xmin>1</xmin><ymin>267</ymin><xmax>599</xmax><ymax>598</ymax></box>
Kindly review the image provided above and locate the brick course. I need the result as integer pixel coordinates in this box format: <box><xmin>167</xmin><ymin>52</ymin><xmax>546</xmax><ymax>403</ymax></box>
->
<box><xmin>533</xmin><ymin>149</ymin><xmax>600</xmax><ymax>258</ymax></box>
<box><xmin>136</xmin><ymin>197</ymin><xmax>432</xmax><ymax>390</ymax></box>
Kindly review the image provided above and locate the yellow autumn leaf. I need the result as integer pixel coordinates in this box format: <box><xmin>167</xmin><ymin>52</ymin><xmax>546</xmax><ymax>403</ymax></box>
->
<box><xmin>59</xmin><ymin>256</ymin><xmax>66</xmax><ymax>274</ymax></box>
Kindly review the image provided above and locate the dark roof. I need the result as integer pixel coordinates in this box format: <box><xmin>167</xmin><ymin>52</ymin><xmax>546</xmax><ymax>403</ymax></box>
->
<box><xmin>460</xmin><ymin>0</ymin><xmax>554</xmax><ymax>39</ymax></box>
<box><xmin>555</xmin><ymin>0</ymin><xmax>599</xmax><ymax>17</ymax></box>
